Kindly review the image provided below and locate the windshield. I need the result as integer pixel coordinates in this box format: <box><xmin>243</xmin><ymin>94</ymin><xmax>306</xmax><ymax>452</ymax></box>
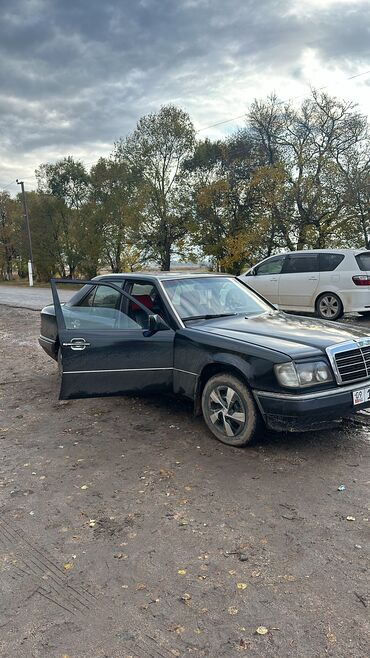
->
<box><xmin>162</xmin><ymin>276</ymin><xmax>271</xmax><ymax>321</ymax></box>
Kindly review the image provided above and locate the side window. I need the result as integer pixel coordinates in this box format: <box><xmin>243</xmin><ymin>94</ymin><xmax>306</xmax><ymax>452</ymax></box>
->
<box><xmin>92</xmin><ymin>285</ymin><xmax>121</xmax><ymax>309</ymax></box>
<box><xmin>283</xmin><ymin>254</ymin><xmax>319</xmax><ymax>274</ymax></box>
<box><xmin>319</xmin><ymin>253</ymin><xmax>345</xmax><ymax>272</ymax></box>
<box><xmin>355</xmin><ymin>252</ymin><xmax>370</xmax><ymax>271</ymax></box>
<box><xmin>78</xmin><ymin>286</ymin><xmax>96</xmax><ymax>307</ymax></box>
<box><xmin>255</xmin><ymin>256</ymin><xmax>285</xmax><ymax>276</ymax></box>
<box><xmin>62</xmin><ymin>284</ymin><xmax>142</xmax><ymax>331</ymax></box>
<box><xmin>127</xmin><ymin>281</ymin><xmax>167</xmax><ymax>328</ymax></box>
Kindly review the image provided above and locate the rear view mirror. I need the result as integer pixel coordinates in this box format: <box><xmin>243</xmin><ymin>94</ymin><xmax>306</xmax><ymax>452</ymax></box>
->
<box><xmin>145</xmin><ymin>314</ymin><xmax>170</xmax><ymax>336</ymax></box>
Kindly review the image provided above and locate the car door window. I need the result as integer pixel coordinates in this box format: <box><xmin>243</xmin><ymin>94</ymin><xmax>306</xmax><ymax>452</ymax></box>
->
<box><xmin>63</xmin><ymin>284</ymin><xmax>141</xmax><ymax>330</ymax></box>
<box><xmin>255</xmin><ymin>256</ymin><xmax>285</xmax><ymax>275</ymax></box>
<box><xmin>283</xmin><ymin>254</ymin><xmax>319</xmax><ymax>274</ymax></box>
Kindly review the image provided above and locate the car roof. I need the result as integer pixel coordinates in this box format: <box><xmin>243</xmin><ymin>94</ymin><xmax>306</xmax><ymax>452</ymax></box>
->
<box><xmin>276</xmin><ymin>248</ymin><xmax>368</xmax><ymax>256</ymax></box>
<box><xmin>294</xmin><ymin>249</ymin><xmax>368</xmax><ymax>254</ymax></box>
<box><xmin>93</xmin><ymin>272</ymin><xmax>233</xmax><ymax>281</ymax></box>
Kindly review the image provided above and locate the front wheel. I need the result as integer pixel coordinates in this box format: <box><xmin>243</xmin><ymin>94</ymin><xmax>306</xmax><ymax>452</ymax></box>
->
<box><xmin>201</xmin><ymin>373</ymin><xmax>259</xmax><ymax>447</ymax></box>
<box><xmin>316</xmin><ymin>293</ymin><xmax>343</xmax><ymax>321</ymax></box>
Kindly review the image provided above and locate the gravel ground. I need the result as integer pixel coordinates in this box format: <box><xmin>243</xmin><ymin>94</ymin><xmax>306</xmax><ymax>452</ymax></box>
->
<box><xmin>0</xmin><ymin>306</ymin><xmax>369</xmax><ymax>658</ymax></box>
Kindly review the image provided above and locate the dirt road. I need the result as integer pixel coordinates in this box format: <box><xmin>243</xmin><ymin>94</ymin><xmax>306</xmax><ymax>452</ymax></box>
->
<box><xmin>0</xmin><ymin>284</ymin><xmax>72</xmax><ymax>310</ymax></box>
<box><xmin>0</xmin><ymin>306</ymin><xmax>369</xmax><ymax>657</ymax></box>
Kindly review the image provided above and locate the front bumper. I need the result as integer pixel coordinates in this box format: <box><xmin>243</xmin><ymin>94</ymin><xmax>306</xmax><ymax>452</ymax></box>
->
<box><xmin>254</xmin><ymin>379</ymin><xmax>370</xmax><ymax>432</ymax></box>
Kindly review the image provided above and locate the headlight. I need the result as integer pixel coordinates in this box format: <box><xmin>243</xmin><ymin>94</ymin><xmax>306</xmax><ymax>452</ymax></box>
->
<box><xmin>274</xmin><ymin>361</ymin><xmax>333</xmax><ymax>388</ymax></box>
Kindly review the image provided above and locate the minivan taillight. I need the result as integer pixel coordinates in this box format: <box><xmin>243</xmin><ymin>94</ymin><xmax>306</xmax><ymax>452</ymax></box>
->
<box><xmin>352</xmin><ymin>275</ymin><xmax>370</xmax><ymax>286</ymax></box>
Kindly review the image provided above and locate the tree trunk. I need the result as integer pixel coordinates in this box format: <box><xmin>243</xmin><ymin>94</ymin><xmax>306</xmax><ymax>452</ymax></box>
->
<box><xmin>161</xmin><ymin>248</ymin><xmax>171</xmax><ymax>271</ymax></box>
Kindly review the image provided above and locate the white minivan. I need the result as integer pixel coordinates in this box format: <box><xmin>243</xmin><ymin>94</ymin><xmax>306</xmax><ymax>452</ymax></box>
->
<box><xmin>239</xmin><ymin>249</ymin><xmax>370</xmax><ymax>320</ymax></box>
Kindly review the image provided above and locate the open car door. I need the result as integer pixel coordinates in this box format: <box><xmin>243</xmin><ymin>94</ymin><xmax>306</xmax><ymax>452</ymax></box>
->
<box><xmin>50</xmin><ymin>279</ymin><xmax>174</xmax><ymax>400</ymax></box>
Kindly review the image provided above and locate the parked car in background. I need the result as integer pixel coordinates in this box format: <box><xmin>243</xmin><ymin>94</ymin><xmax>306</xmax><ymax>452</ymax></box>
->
<box><xmin>239</xmin><ymin>249</ymin><xmax>370</xmax><ymax>321</ymax></box>
<box><xmin>39</xmin><ymin>273</ymin><xmax>370</xmax><ymax>447</ymax></box>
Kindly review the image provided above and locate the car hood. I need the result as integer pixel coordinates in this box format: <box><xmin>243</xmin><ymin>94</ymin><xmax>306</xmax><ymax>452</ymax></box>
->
<box><xmin>189</xmin><ymin>311</ymin><xmax>370</xmax><ymax>359</ymax></box>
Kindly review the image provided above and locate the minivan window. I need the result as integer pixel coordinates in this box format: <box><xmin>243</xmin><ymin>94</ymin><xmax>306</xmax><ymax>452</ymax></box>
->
<box><xmin>319</xmin><ymin>253</ymin><xmax>345</xmax><ymax>272</ymax></box>
<box><xmin>283</xmin><ymin>254</ymin><xmax>319</xmax><ymax>274</ymax></box>
<box><xmin>355</xmin><ymin>252</ymin><xmax>370</xmax><ymax>271</ymax></box>
<box><xmin>255</xmin><ymin>256</ymin><xmax>285</xmax><ymax>276</ymax></box>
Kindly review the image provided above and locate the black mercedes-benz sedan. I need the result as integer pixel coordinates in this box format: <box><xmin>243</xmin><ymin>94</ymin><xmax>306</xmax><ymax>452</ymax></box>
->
<box><xmin>39</xmin><ymin>272</ymin><xmax>370</xmax><ymax>446</ymax></box>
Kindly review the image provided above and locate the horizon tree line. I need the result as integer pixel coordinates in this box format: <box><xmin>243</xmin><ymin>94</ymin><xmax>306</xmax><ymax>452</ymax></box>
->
<box><xmin>1</xmin><ymin>90</ymin><xmax>369</xmax><ymax>281</ymax></box>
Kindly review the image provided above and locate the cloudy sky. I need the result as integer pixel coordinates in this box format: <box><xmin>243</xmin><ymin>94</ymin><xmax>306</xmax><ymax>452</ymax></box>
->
<box><xmin>1</xmin><ymin>0</ymin><xmax>369</xmax><ymax>192</ymax></box>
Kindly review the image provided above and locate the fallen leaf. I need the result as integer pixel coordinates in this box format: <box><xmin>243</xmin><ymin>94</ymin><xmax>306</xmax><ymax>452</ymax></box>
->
<box><xmin>181</xmin><ymin>592</ymin><xmax>191</xmax><ymax>602</ymax></box>
<box><xmin>174</xmin><ymin>625</ymin><xmax>185</xmax><ymax>634</ymax></box>
<box><xmin>159</xmin><ymin>469</ymin><xmax>174</xmax><ymax>478</ymax></box>
<box><xmin>63</xmin><ymin>562</ymin><xmax>73</xmax><ymax>571</ymax></box>
<box><xmin>346</xmin><ymin>516</ymin><xmax>356</xmax><ymax>521</ymax></box>
<box><xmin>178</xmin><ymin>569</ymin><xmax>187</xmax><ymax>575</ymax></box>
<box><xmin>80</xmin><ymin>485</ymin><xmax>88</xmax><ymax>490</ymax></box>
<box><xmin>228</xmin><ymin>606</ymin><xmax>238</xmax><ymax>615</ymax></box>
<box><xmin>89</xmin><ymin>519</ymin><xmax>96</xmax><ymax>528</ymax></box>
<box><xmin>236</xmin><ymin>583</ymin><xmax>247</xmax><ymax>590</ymax></box>
<box><xmin>327</xmin><ymin>631</ymin><xmax>337</xmax><ymax>644</ymax></box>
<box><xmin>256</xmin><ymin>626</ymin><xmax>268</xmax><ymax>635</ymax></box>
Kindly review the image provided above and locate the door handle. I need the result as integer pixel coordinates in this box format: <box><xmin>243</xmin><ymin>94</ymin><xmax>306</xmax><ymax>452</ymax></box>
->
<box><xmin>269</xmin><ymin>278</ymin><xmax>278</xmax><ymax>282</ymax></box>
<box><xmin>308</xmin><ymin>277</ymin><xmax>318</xmax><ymax>281</ymax></box>
<box><xmin>62</xmin><ymin>338</ymin><xmax>91</xmax><ymax>351</ymax></box>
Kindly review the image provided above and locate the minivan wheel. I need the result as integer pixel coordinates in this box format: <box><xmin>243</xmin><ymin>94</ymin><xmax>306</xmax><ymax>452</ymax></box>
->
<box><xmin>201</xmin><ymin>373</ymin><xmax>258</xmax><ymax>447</ymax></box>
<box><xmin>316</xmin><ymin>293</ymin><xmax>343</xmax><ymax>321</ymax></box>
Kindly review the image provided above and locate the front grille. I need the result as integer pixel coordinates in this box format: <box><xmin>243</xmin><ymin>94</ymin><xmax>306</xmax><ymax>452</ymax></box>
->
<box><xmin>335</xmin><ymin>347</ymin><xmax>370</xmax><ymax>382</ymax></box>
<box><xmin>327</xmin><ymin>339</ymin><xmax>370</xmax><ymax>384</ymax></box>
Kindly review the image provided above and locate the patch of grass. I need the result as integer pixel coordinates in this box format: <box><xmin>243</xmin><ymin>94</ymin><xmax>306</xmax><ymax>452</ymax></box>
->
<box><xmin>0</xmin><ymin>279</ymin><xmax>51</xmax><ymax>288</ymax></box>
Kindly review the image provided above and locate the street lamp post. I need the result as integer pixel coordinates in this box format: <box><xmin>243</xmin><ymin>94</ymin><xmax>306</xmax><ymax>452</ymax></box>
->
<box><xmin>16</xmin><ymin>179</ymin><xmax>34</xmax><ymax>286</ymax></box>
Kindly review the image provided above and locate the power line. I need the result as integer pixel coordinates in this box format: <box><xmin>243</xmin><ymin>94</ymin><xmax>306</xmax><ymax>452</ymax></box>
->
<box><xmin>195</xmin><ymin>67</ymin><xmax>370</xmax><ymax>133</ymax></box>
<box><xmin>0</xmin><ymin>180</ymin><xmax>18</xmax><ymax>191</ymax></box>
<box><xmin>3</xmin><ymin>67</ymin><xmax>370</xmax><ymax>193</ymax></box>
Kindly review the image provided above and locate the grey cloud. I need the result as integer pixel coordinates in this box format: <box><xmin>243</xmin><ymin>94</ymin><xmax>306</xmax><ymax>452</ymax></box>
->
<box><xmin>0</xmin><ymin>0</ymin><xmax>369</xmax><ymax>186</ymax></box>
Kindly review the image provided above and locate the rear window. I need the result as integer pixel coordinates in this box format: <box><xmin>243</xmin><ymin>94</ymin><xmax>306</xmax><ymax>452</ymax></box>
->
<box><xmin>355</xmin><ymin>252</ymin><xmax>370</xmax><ymax>271</ymax></box>
<box><xmin>319</xmin><ymin>253</ymin><xmax>345</xmax><ymax>272</ymax></box>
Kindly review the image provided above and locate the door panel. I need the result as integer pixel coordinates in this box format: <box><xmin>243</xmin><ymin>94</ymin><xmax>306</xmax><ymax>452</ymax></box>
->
<box><xmin>279</xmin><ymin>254</ymin><xmax>320</xmax><ymax>309</ymax></box>
<box><xmin>248</xmin><ymin>255</ymin><xmax>285</xmax><ymax>305</ymax></box>
<box><xmin>51</xmin><ymin>279</ymin><xmax>174</xmax><ymax>400</ymax></box>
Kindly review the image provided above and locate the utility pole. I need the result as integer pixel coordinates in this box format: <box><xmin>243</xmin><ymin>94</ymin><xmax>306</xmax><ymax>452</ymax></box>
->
<box><xmin>16</xmin><ymin>179</ymin><xmax>34</xmax><ymax>286</ymax></box>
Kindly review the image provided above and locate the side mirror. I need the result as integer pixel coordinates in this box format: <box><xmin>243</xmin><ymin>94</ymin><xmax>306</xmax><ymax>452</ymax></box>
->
<box><xmin>145</xmin><ymin>314</ymin><xmax>170</xmax><ymax>336</ymax></box>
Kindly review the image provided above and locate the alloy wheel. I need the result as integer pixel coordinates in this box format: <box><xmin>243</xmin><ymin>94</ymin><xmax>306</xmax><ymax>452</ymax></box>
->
<box><xmin>208</xmin><ymin>385</ymin><xmax>246</xmax><ymax>437</ymax></box>
<box><xmin>318</xmin><ymin>295</ymin><xmax>340</xmax><ymax>319</ymax></box>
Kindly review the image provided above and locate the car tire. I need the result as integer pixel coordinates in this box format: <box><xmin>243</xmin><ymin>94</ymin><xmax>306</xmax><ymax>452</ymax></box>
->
<box><xmin>316</xmin><ymin>293</ymin><xmax>343</xmax><ymax>321</ymax></box>
<box><xmin>201</xmin><ymin>373</ymin><xmax>259</xmax><ymax>447</ymax></box>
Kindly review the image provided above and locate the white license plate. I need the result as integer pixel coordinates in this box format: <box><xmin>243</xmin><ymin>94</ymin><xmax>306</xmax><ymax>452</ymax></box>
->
<box><xmin>353</xmin><ymin>387</ymin><xmax>370</xmax><ymax>406</ymax></box>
